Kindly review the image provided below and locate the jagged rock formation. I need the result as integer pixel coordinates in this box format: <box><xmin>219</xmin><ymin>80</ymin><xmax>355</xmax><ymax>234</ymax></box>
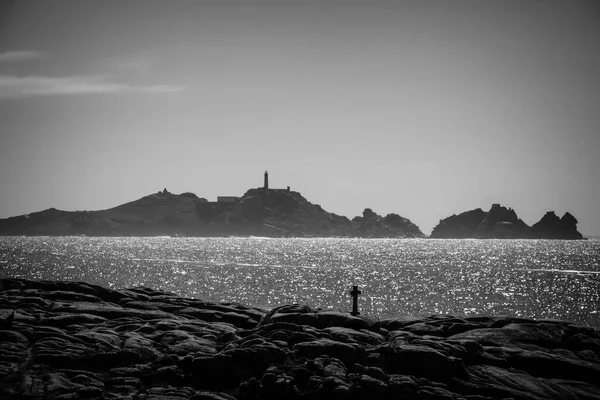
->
<box><xmin>352</xmin><ymin>208</ymin><xmax>426</xmax><ymax>238</ymax></box>
<box><xmin>429</xmin><ymin>208</ymin><xmax>486</xmax><ymax>239</ymax></box>
<box><xmin>199</xmin><ymin>188</ymin><xmax>355</xmax><ymax>237</ymax></box>
<box><xmin>431</xmin><ymin>204</ymin><xmax>584</xmax><ymax>239</ymax></box>
<box><xmin>531</xmin><ymin>211</ymin><xmax>583</xmax><ymax>240</ymax></box>
<box><xmin>474</xmin><ymin>204</ymin><xmax>530</xmax><ymax>239</ymax></box>
<box><xmin>1</xmin><ymin>278</ymin><xmax>599</xmax><ymax>399</ymax></box>
<box><xmin>0</xmin><ymin>189</ymin><xmax>423</xmax><ymax>238</ymax></box>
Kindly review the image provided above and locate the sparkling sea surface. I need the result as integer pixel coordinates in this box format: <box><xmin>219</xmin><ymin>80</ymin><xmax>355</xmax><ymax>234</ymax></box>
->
<box><xmin>1</xmin><ymin>237</ymin><xmax>599</xmax><ymax>327</ymax></box>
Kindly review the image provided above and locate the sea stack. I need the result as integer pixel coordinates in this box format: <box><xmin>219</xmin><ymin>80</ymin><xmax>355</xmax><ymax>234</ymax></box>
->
<box><xmin>431</xmin><ymin>204</ymin><xmax>584</xmax><ymax>239</ymax></box>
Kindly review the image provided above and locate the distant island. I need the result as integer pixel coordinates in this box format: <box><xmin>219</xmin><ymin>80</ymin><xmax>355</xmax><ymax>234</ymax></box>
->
<box><xmin>0</xmin><ymin>173</ymin><xmax>584</xmax><ymax>239</ymax></box>
<box><xmin>431</xmin><ymin>203</ymin><xmax>583</xmax><ymax>240</ymax></box>
<box><xmin>0</xmin><ymin>172</ymin><xmax>425</xmax><ymax>238</ymax></box>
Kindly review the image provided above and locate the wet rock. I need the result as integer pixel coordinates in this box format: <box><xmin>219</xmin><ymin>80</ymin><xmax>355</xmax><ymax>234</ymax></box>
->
<box><xmin>153</xmin><ymin>365</ymin><xmax>185</xmax><ymax>385</ymax></box>
<box><xmin>403</xmin><ymin>322</ymin><xmax>447</xmax><ymax>337</ymax></box>
<box><xmin>323</xmin><ymin>326</ymin><xmax>385</xmax><ymax>346</ymax></box>
<box><xmin>192</xmin><ymin>392</ymin><xmax>237</xmax><ymax>400</ymax></box>
<box><xmin>254</xmin><ymin>321</ymin><xmax>304</xmax><ymax>337</ymax></box>
<box><xmin>287</xmin><ymin>365</ymin><xmax>312</xmax><ymax>390</ymax></box>
<box><xmin>158</xmin><ymin>329</ymin><xmax>217</xmax><ymax>355</ymax></box>
<box><xmin>297</xmin><ymin>313</ymin><xmax>318</xmax><ymax>327</ymax></box>
<box><xmin>74</xmin><ymin>385</ymin><xmax>104</xmax><ymax>399</ymax></box>
<box><xmin>21</xmin><ymin>375</ymin><xmax>46</xmax><ymax>397</ymax></box>
<box><xmin>505</xmin><ymin>348</ymin><xmax>600</xmax><ymax>384</ymax></box>
<box><xmin>388</xmin><ymin>374</ymin><xmax>418</xmax><ymax>397</ymax></box>
<box><xmin>372</xmin><ymin>343</ymin><xmax>467</xmax><ymax>381</ymax></box>
<box><xmin>47</xmin><ymin>372</ymin><xmax>84</xmax><ymax>396</ymax></box>
<box><xmin>449</xmin><ymin>322</ymin><xmax>571</xmax><ymax>350</ymax></box>
<box><xmin>42</xmin><ymin>290</ymin><xmax>102</xmax><ymax>303</ymax></box>
<box><xmin>187</xmin><ymin>354</ymin><xmax>236</xmax><ymax>388</ymax></box>
<box><xmin>294</xmin><ymin>339</ymin><xmax>366</xmax><ymax>366</ymax></box>
<box><xmin>357</xmin><ymin>374</ymin><xmax>388</xmax><ymax>398</ymax></box>
<box><xmin>379</xmin><ymin>316</ymin><xmax>423</xmax><ymax>331</ymax></box>
<box><xmin>73</xmin><ymin>329</ymin><xmax>121</xmax><ymax>350</ymax></box>
<box><xmin>417</xmin><ymin>385</ymin><xmax>456</xmax><ymax>399</ymax></box>
<box><xmin>145</xmin><ymin>385</ymin><xmax>193</xmax><ymax>399</ymax></box>
<box><xmin>34</xmin><ymin>336</ymin><xmax>89</xmax><ymax>367</ymax></box>
<box><xmin>0</xmin><ymin>329</ymin><xmax>30</xmax><ymax>345</ymax></box>
<box><xmin>290</xmin><ymin>331</ymin><xmax>318</xmax><ymax>344</ymax></box>
<box><xmin>315</xmin><ymin>311</ymin><xmax>369</xmax><ymax>330</ymax></box>
<box><xmin>71</xmin><ymin>373</ymin><xmax>104</xmax><ymax>388</ymax></box>
<box><xmin>224</xmin><ymin>341</ymin><xmax>287</xmax><ymax>380</ymax></box>
<box><xmin>110</xmin><ymin>365</ymin><xmax>153</xmax><ymax>377</ymax></box>
<box><xmin>122</xmin><ymin>333</ymin><xmax>161</xmax><ymax>361</ymax></box>
<box><xmin>323</xmin><ymin>359</ymin><xmax>347</xmax><ymax>379</ymax></box>
<box><xmin>219</xmin><ymin>312</ymin><xmax>257</xmax><ymax>329</ymax></box>
<box><xmin>269</xmin><ymin>312</ymin><xmax>302</xmax><ymax>324</ymax></box>
<box><xmin>456</xmin><ymin>364</ymin><xmax>600</xmax><ymax>400</ymax></box>
<box><xmin>363</xmin><ymin>366</ymin><xmax>386</xmax><ymax>381</ymax></box>
<box><xmin>2</xmin><ymin>278</ymin><xmax>600</xmax><ymax>400</ymax></box>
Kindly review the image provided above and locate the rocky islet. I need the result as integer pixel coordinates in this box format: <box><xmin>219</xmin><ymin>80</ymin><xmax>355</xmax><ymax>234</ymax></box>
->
<box><xmin>430</xmin><ymin>204</ymin><xmax>583</xmax><ymax>239</ymax></box>
<box><xmin>0</xmin><ymin>185</ymin><xmax>585</xmax><ymax>239</ymax></box>
<box><xmin>1</xmin><ymin>278</ymin><xmax>599</xmax><ymax>399</ymax></box>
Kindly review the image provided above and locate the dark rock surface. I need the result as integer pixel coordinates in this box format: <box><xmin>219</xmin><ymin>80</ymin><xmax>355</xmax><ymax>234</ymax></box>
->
<box><xmin>429</xmin><ymin>209</ymin><xmax>487</xmax><ymax>239</ymax></box>
<box><xmin>0</xmin><ymin>189</ymin><xmax>425</xmax><ymax>238</ymax></box>
<box><xmin>2</xmin><ymin>279</ymin><xmax>599</xmax><ymax>399</ymax></box>
<box><xmin>431</xmin><ymin>204</ymin><xmax>584</xmax><ymax>239</ymax></box>
<box><xmin>351</xmin><ymin>208</ymin><xmax>426</xmax><ymax>238</ymax></box>
<box><xmin>474</xmin><ymin>204</ymin><xmax>531</xmax><ymax>239</ymax></box>
<box><xmin>531</xmin><ymin>211</ymin><xmax>583</xmax><ymax>240</ymax></box>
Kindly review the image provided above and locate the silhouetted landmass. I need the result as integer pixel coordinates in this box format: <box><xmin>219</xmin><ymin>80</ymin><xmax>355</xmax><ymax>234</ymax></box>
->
<box><xmin>2</xmin><ymin>278</ymin><xmax>599</xmax><ymax>399</ymax></box>
<box><xmin>531</xmin><ymin>211</ymin><xmax>582</xmax><ymax>239</ymax></box>
<box><xmin>428</xmin><ymin>208</ymin><xmax>487</xmax><ymax>239</ymax></box>
<box><xmin>352</xmin><ymin>208</ymin><xmax>424</xmax><ymax>238</ymax></box>
<box><xmin>431</xmin><ymin>204</ymin><xmax>583</xmax><ymax>239</ymax></box>
<box><xmin>0</xmin><ymin>188</ymin><xmax>425</xmax><ymax>238</ymax></box>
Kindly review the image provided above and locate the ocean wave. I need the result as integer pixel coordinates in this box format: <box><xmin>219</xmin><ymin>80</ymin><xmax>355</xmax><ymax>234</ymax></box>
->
<box><xmin>516</xmin><ymin>268</ymin><xmax>600</xmax><ymax>275</ymax></box>
<box><xmin>131</xmin><ymin>258</ymin><xmax>203</xmax><ymax>264</ymax></box>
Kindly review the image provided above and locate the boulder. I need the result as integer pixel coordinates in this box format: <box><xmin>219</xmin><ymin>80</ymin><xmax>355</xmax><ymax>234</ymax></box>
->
<box><xmin>294</xmin><ymin>339</ymin><xmax>366</xmax><ymax>366</ymax></box>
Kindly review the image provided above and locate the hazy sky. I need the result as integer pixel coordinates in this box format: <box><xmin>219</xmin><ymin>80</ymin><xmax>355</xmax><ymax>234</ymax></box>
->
<box><xmin>1</xmin><ymin>0</ymin><xmax>599</xmax><ymax>236</ymax></box>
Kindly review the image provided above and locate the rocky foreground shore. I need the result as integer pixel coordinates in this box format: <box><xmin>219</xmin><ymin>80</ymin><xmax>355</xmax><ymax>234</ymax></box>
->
<box><xmin>1</xmin><ymin>279</ymin><xmax>599</xmax><ymax>400</ymax></box>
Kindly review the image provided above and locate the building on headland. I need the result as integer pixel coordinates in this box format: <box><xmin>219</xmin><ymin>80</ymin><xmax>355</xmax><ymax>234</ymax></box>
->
<box><xmin>213</xmin><ymin>172</ymin><xmax>290</xmax><ymax>203</ymax></box>
<box><xmin>263</xmin><ymin>171</ymin><xmax>291</xmax><ymax>193</ymax></box>
<box><xmin>264</xmin><ymin>171</ymin><xmax>269</xmax><ymax>190</ymax></box>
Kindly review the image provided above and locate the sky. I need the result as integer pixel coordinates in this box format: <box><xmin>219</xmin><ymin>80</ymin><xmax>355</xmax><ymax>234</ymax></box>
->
<box><xmin>0</xmin><ymin>0</ymin><xmax>599</xmax><ymax>236</ymax></box>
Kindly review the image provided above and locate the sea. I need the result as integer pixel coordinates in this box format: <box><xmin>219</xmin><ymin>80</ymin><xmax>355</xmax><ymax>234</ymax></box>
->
<box><xmin>1</xmin><ymin>237</ymin><xmax>599</xmax><ymax>327</ymax></box>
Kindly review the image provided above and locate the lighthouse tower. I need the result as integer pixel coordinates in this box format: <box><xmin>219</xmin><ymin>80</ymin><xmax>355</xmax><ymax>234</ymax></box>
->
<box><xmin>264</xmin><ymin>171</ymin><xmax>269</xmax><ymax>190</ymax></box>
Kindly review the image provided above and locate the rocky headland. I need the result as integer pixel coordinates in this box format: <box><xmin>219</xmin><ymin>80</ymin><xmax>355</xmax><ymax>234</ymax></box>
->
<box><xmin>431</xmin><ymin>204</ymin><xmax>583</xmax><ymax>239</ymax></box>
<box><xmin>0</xmin><ymin>188</ymin><xmax>425</xmax><ymax>238</ymax></box>
<box><xmin>2</xmin><ymin>278</ymin><xmax>599</xmax><ymax>399</ymax></box>
<box><xmin>351</xmin><ymin>208</ymin><xmax>424</xmax><ymax>238</ymax></box>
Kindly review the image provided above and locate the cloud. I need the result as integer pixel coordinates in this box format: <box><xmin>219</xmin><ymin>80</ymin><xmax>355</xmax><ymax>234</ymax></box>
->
<box><xmin>0</xmin><ymin>75</ymin><xmax>184</xmax><ymax>98</ymax></box>
<box><xmin>0</xmin><ymin>51</ymin><xmax>45</xmax><ymax>63</ymax></box>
